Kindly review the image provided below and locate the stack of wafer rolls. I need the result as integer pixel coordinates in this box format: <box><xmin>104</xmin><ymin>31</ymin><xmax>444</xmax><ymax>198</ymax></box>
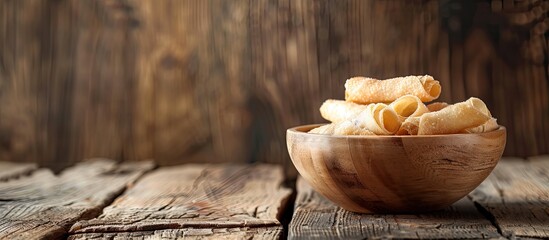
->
<box><xmin>309</xmin><ymin>75</ymin><xmax>499</xmax><ymax>135</ymax></box>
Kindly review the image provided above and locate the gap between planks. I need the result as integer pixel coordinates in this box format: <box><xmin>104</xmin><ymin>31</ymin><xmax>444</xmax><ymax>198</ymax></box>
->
<box><xmin>469</xmin><ymin>156</ymin><xmax>549</xmax><ymax>238</ymax></box>
<box><xmin>289</xmin><ymin>157</ymin><xmax>549</xmax><ymax>239</ymax></box>
<box><xmin>68</xmin><ymin>163</ymin><xmax>293</xmax><ymax>239</ymax></box>
<box><xmin>0</xmin><ymin>159</ymin><xmax>155</xmax><ymax>240</ymax></box>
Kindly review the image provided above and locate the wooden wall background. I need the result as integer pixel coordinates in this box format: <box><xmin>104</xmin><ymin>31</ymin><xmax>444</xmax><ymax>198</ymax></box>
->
<box><xmin>0</xmin><ymin>0</ymin><xmax>547</xmax><ymax>177</ymax></box>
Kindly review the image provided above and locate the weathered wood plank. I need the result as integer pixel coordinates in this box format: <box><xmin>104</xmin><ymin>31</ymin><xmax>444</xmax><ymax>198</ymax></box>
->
<box><xmin>289</xmin><ymin>178</ymin><xmax>500</xmax><ymax>239</ymax></box>
<box><xmin>69</xmin><ymin>227</ymin><xmax>281</xmax><ymax>240</ymax></box>
<box><xmin>0</xmin><ymin>161</ymin><xmax>37</xmax><ymax>181</ymax></box>
<box><xmin>0</xmin><ymin>159</ymin><xmax>154</xmax><ymax>240</ymax></box>
<box><xmin>469</xmin><ymin>158</ymin><xmax>549</xmax><ymax>238</ymax></box>
<box><xmin>70</xmin><ymin>164</ymin><xmax>291</xmax><ymax>234</ymax></box>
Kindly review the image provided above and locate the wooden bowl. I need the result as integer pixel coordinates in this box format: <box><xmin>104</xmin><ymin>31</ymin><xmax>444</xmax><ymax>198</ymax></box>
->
<box><xmin>287</xmin><ymin>124</ymin><xmax>506</xmax><ymax>213</ymax></box>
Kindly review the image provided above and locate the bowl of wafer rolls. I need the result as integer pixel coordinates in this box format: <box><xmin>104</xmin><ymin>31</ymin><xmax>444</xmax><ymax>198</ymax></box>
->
<box><xmin>287</xmin><ymin>75</ymin><xmax>506</xmax><ymax>213</ymax></box>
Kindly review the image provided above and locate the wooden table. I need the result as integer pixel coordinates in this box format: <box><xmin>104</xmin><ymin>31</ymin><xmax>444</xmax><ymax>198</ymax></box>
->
<box><xmin>1</xmin><ymin>157</ymin><xmax>548</xmax><ymax>239</ymax></box>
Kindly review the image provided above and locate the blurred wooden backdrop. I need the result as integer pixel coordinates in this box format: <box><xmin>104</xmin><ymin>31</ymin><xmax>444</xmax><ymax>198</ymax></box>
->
<box><xmin>0</xmin><ymin>0</ymin><xmax>547</xmax><ymax>176</ymax></box>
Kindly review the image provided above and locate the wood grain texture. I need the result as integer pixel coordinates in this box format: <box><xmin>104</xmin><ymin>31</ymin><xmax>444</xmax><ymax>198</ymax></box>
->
<box><xmin>289</xmin><ymin>177</ymin><xmax>500</xmax><ymax>239</ymax></box>
<box><xmin>69</xmin><ymin>227</ymin><xmax>282</xmax><ymax>240</ymax></box>
<box><xmin>469</xmin><ymin>158</ymin><xmax>549</xmax><ymax>238</ymax></box>
<box><xmin>0</xmin><ymin>0</ymin><xmax>547</xmax><ymax>174</ymax></box>
<box><xmin>287</xmin><ymin>124</ymin><xmax>506</xmax><ymax>213</ymax></box>
<box><xmin>70</xmin><ymin>164</ymin><xmax>291</xmax><ymax>234</ymax></box>
<box><xmin>0</xmin><ymin>159</ymin><xmax>154</xmax><ymax>240</ymax></box>
<box><xmin>0</xmin><ymin>0</ymin><xmax>141</xmax><ymax>172</ymax></box>
<box><xmin>0</xmin><ymin>161</ymin><xmax>36</xmax><ymax>181</ymax></box>
<box><xmin>466</xmin><ymin>0</ymin><xmax>549</xmax><ymax>157</ymax></box>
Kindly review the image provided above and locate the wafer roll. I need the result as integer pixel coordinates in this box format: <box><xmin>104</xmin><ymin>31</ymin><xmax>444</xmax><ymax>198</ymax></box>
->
<box><xmin>309</xmin><ymin>121</ymin><xmax>375</xmax><ymax>135</ymax></box>
<box><xmin>418</xmin><ymin>97</ymin><xmax>491</xmax><ymax>135</ymax></box>
<box><xmin>319</xmin><ymin>99</ymin><xmax>368</xmax><ymax>123</ymax></box>
<box><xmin>345</xmin><ymin>75</ymin><xmax>441</xmax><ymax>104</ymax></box>
<box><xmin>353</xmin><ymin>103</ymin><xmax>401</xmax><ymax>135</ymax></box>
<box><xmin>389</xmin><ymin>95</ymin><xmax>429</xmax><ymax>121</ymax></box>
<box><xmin>396</xmin><ymin>117</ymin><xmax>420</xmax><ymax>135</ymax></box>
<box><xmin>464</xmin><ymin>118</ymin><xmax>499</xmax><ymax>133</ymax></box>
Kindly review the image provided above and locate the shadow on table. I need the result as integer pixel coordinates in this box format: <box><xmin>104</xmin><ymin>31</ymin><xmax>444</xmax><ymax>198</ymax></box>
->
<box><xmin>397</xmin><ymin>198</ymin><xmax>548</xmax><ymax>224</ymax></box>
<box><xmin>475</xmin><ymin>201</ymin><xmax>549</xmax><ymax>227</ymax></box>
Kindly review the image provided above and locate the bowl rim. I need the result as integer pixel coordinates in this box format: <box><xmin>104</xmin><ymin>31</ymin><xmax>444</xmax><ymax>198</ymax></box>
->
<box><xmin>287</xmin><ymin>123</ymin><xmax>506</xmax><ymax>139</ymax></box>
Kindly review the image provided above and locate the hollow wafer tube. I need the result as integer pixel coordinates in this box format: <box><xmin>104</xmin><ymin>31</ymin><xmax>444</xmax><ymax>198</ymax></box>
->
<box><xmin>320</xmin><ymin>99</ymin><xmax>368</xmax><ymax>123</ymax></box>
<box><xmin>345</xmin><ymin>75</ymin><xmax>441</xmax><ymax>104</ymax></box>
<box><xmin>389</xmin><ymin>95</ymin><xmax>429</xmax><ymax>121</ymax></box>
<box><xmin>353</xmin><ymin>103</ymin><xmax>401</xmax><ymax>135</ymax></box>
<box><xmin>464</xmin><ymin>118</ymin><xmax>499</xmax><ymax>133</ymax></box>
<box><xmin>396</xmin><ymin>117</ymin><xmax>420</xmax><ymax>135</ymax></box>
<box><xmin>309</xmin><ymin>121</ymin><xmax>375</xmax><ymax>135</ymax></box>
<box><xmin>418</xmin><ymin>97</ymin><xmax>491</xmax><ymax>135</ymax></box>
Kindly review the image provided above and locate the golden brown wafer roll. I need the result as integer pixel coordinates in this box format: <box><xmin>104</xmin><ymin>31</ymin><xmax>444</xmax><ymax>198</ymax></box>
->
<box><xmin>309</xmin><ymin>121</ymin><xmax>375</xmax><ymax>135</ymax></box>
<box><xmin>311</xmin><ymin>104</ymin><xmax>400</xmax><ymax>135</ymax></box>
<box><xmin>461</xmin><ymin>99</ymin><xmax>498</xmax><ymax>133</ymax></box>
<box><xmin>334</xmin><ymin>121</ymin><xmax>375</xmax><ymax>135</ymax></box>
<box><xmin>464</xmin><ymin>118</ymin><xmax>499</xmax><ymax>133</ymax></box>
<box><xmin>418</xmin><ymin>97</ymin><xmax>491</xmax><ymax>135</ymax></box>
<box><xmin>353</xmin><ymin>103</ymin><xmax>401</xmax><ymax>135</ymax></box>
<box><xmin>389</xmin><ymin>95</ymin><xmax>429</xmax><ymax>121</ymax></box>
<box><xmin>426</xmin><ymin>102</ymin><xmax>449</xmax><ymax>112</ymax></box>
<box><xmin>396</xmin><ymin>117</ymin><xmax>420</xmax><ymax>135</ymax></box>
<box><xmin>319</xmin><ymin>99</ymin><xmax>368</xmax><ymax>123</ymax></box>
<box><xmin>345</xmin><ymin>75</ymin><xmax>441</xmax><ymax>104</ymax></box>
<box><xmin>309</xmin><ymin>124</ymin><xmax>334</xmax><ymax>134</ymax></box>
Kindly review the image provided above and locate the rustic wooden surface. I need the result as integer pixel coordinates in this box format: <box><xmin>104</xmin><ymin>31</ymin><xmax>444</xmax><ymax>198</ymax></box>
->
<box><xmin>0</xmin><ymin>159</ymin><xmax>154</xmax><ymax>240</ymax></box>
<box><xmin>0</xmin><ymin>0</ymin><xmax>547</xmax><ymax>175</ymax></box>
<box><xmin>69</xmin><ymin>164</ymin><xmax>291</xmax><ymax>238</ymax></box>
<box><xmin>0</xmin><ymin>161</ymin><xmax>36</xmax><ymax>181</ymax></box>
<box><xmin>1</xmin><ymin>158</ymin><xmax>549</xmax><ymax>239</ymax></box>
<box><xmin>69</xmin><ymin>227</ymin><xmax>282</xmax><ymax>240</ymax></box>
<box><xmin>470</xmin><ymin>157</ymin><xmax>549</xmax><ymax>238</ymax></box>
<box><xmin>290</xmin><ymin>157</ymin><xmax>549</xmax><ymax>239</ymax></box>
<box><xmin>289</xmin><ymin>178</ymin><xmax>500</xmax><ymax>239</ymax></box>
